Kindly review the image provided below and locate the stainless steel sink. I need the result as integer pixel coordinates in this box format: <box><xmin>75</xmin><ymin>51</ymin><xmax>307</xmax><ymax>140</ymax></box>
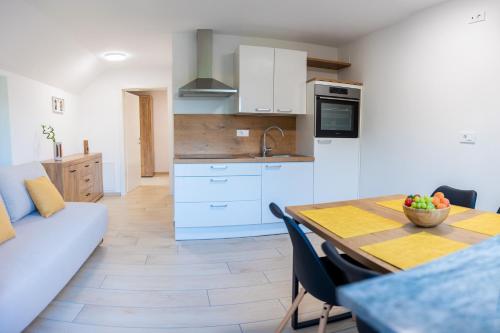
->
<box><xmin>269</xmin><ymin>154</ymin><xmax>292</xmax><ymax>158</ymax></box>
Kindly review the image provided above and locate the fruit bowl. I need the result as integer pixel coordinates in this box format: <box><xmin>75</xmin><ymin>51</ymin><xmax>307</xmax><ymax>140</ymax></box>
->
<box><xmin>403</xmin><ymin>205</ymin><xmax>450</xmax><ymax>228</ymax></box>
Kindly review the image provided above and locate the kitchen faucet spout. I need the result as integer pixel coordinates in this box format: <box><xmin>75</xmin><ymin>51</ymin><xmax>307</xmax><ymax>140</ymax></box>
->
<box><xmin>262</xmin><ymin>126</ymin><xmax>285</xmax><ymax>157</ymax></box>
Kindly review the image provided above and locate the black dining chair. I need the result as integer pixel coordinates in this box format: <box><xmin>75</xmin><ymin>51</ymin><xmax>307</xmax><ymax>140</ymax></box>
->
<box><xmin>276</xmin><ymin>214</ymin><xmax>350</xmax><ymax>333</ymax></box>
<box><xmin>322</xmin><ymin>241</ymin><xmax>381</xmax><ymax>333</ymax></box>
<box><xmin>432</xmin><ymin>185</ymin><xmax>477</xmax><ymax>209</ymax></box>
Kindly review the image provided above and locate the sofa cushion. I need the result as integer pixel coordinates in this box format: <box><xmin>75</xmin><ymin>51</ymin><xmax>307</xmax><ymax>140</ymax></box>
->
<box><xmin>0</xmin><ymin>162</ymin><xmax>48</xmax><ymax>222</ymax></box>
<box><xmin>25</xmin><ymin>176</ymin><xmax>65</xmax><ymax>218</ymax></box>
<box><xmin>0</xmin><ymin>202</ymin><xmax>108</xmax><ymax>333</ymax></box>
<box><xmin>0</xmin><ymin>194</ymin><xmax>15</xmax><ymax>244</ymax></box>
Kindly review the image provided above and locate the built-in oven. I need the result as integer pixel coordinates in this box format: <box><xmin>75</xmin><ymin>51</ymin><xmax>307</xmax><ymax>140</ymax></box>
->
<box><xmin>314</xmin><ymin>84</ymin><xmax>360</xmax><ymax>138</ymax></box>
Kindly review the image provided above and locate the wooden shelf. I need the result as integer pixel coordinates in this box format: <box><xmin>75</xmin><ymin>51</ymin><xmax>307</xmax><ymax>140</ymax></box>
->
<box><xmin>307</xmin><ymin>57</ymin><xmax>351</xmax><ymax>70</ymax></box>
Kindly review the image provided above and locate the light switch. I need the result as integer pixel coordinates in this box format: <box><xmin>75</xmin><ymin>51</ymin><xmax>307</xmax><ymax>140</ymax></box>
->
<box><xmin>460</xmin><ymin>131</ymin><xmax>476</xmax><ymax>144</ymax></box>
<box><xmin>236</xmin><ymin>129</ymin><xmax>249</xmax><ymax>137</ymax></box>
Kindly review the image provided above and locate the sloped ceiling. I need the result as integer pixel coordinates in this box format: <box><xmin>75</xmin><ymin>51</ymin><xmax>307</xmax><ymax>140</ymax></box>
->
<box><xmin>1</xmin><ymin>0</ymin><xmax>448</xmax><ymax>92</ymax></box>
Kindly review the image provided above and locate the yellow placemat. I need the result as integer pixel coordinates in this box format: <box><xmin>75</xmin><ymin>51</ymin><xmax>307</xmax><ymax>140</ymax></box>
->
<box><xmin>376</xmin><ymin>199</ymin><xmax>470</xmax><ymax>216</ymax></box>
<box><xmin>360</xmin><ymin>232</ymin><xmax>469</xmax><ymax>270</ymax></box>
<box><xmin>299</xmin><ymin>205</ymin><xmax>402</xmax><ymax>238</ymax></box>
<box><xmin>452</xmin><ymin>213</ymin><xmax>500</xmax><ymax>236</ymax></box>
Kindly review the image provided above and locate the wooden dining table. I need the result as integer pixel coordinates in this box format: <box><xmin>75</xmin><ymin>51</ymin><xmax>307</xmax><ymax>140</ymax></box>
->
<box><xmin>284</xmin><ymin>194</ymin><xmax>491</xmax><ymax>329</ymax></box>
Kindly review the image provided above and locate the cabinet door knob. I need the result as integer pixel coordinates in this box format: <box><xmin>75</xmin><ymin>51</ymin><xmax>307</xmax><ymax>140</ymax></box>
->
<box><xmin>85</xmin><ymin>178</ymin><xmax>91</xmax><ymax>182</ymax></box>
<box><xmin>69</xmin><ymin>169</ymin><xmax>77</xmax><ymax>173</ymax></box>
<box><xmin>85</xmin><ymin>193</ymin><xmax>91</xmax><ymax>197</ymax></box>
<box><xmin>85</xmin><ymin>164</ymin><xmax>90</xmax><ymax>168</ymax></box>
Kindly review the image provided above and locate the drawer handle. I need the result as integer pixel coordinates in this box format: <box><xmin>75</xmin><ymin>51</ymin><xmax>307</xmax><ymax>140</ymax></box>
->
<box><xmin>210</xmin><ymin>204</ymin><xmax>228</xmax><ymax>208</ymax></box>
<box><xmin>69</xmin><ymin>169</ymin><xmax>77</xmax><ymax>173</ymax></box>
<box><xmin>277</xmin><ymin>109</ymin><xmax>292</xmax><ymax>113</ymax></box>
<box><xmin>85</xmin><ymin>164</ymin><xmax>90</xmax><ymax>168</ymax></box>
<box><xmin>210</xmin><ymin>165</ymin><xmax>228</xmax><ymax>170</ymax></box>
<box><xmin>265</xmin><ymin>165</ymin><xmax>282</xmax><ymax>169</ymax></box>
<box><xmin>255</xmin><ymin>108</ymin><xmax>271</xmax><ymax>112</ymax></box>
<box><xmin>95</xmin><ymin>161</ymin><xmax>100</xmax><ymax>164</ymax></box>
<box><xmin>317</xmin><ymin>139</ymin><xmax>332</xmax><ymax>144</ymax></box>
<box><xmin>210</xmin><ymin>178</ymin><xmax>228</xmax><ymax>183</ymax></box>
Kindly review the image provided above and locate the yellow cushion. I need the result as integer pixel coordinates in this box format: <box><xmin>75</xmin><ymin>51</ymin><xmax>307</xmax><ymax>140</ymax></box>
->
<box><xmin>25</xmin><ymin>176</ymin><xmax>65</xmax><ymax>218</ymax></box>
<box><xmin>0</xmin><ymin>197</ymin><xmax>16</xmax><ymax>244</ymax></box>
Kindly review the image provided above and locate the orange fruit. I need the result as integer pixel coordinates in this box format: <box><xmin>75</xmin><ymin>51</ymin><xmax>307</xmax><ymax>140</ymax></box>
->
<box><xmin>437</xmin><ymin>203</ymin><xmax>447</xmax><ymax>209</ymax></box>
<box><xmin>442</xmin><ymin>198</ymin><xmax>450</xmax><ymax>206</ymax></box>
<box><xmin>432</xmin><ymin>197</ymin><xmax>440</xmax><ymax>206</ymax></box>
<box><xmin>435</xmin><ymin>192</ymin><xmax>445</xmax><ymax>199</ymax></box>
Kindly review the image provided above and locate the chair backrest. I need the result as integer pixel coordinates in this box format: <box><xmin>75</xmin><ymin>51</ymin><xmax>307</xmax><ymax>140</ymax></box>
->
<box><xmin>432</xmin><ymin>185</ymin><xmax>477</xmax><ymax>209</ymax></box>
<box><xmin>322</xmin><ymin>241</ymin><xmax>380</xmax><ymax>283</ymax></box>
<box><xmin>282</xmin><ymin>215</ymin><xmax>338</xmax><ymax>303</ymax></box>
<box><xmin>269</xmin><ymin>202</ymin><xmax>285</xmax><ymax>219</ymax></box>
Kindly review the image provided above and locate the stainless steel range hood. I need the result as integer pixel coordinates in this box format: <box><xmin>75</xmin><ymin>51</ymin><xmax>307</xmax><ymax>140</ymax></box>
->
<box><xmin>179</xmin><ymin>29</ymin><xmax>237</xmax><ymax>97</ymax></box>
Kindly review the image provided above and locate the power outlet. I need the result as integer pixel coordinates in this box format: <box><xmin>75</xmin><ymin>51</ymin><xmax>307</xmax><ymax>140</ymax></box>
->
<box><xmin>469</xmin><ymin>11</ymin><xmax>486</xmax><ymax>24</ymax></box>
<box><xmin>236</xmin><ymin>129</ymin><xmax>249</xmax><ymax>137</ymax></box>
<box><xmin>460</xmin><ymin>131</ymin><xmax>476</xmax><ymax>144</ymax></box>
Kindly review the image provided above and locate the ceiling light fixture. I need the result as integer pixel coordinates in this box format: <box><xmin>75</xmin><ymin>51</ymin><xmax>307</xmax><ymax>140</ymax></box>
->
<box><xmin>103</xmin><ymin>52</ymin><xmax>128</xmax><ymax>62</ymax></box>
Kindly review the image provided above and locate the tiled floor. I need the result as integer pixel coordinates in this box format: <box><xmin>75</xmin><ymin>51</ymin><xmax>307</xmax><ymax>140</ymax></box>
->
<box><xmin>25</xmin><ymin>182</ymin><xmax>357</xmax><ymax>332</ymax></box>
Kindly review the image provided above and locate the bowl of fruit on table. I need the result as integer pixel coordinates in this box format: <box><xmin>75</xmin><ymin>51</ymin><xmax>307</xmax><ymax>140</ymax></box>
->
<box><xmin>402</xmin><ymin>192</ymin><xmax>451</xmax><ymax>227</ymax></box>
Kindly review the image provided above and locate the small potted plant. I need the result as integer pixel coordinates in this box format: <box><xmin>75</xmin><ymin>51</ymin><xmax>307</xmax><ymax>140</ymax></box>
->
<box><xmin>42</xmin><ymin>125</ymin><xmax>63</xmax><ymax>161</ymax></box>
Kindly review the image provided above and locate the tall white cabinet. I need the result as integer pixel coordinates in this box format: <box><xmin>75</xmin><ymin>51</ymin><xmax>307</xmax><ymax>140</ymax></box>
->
<box><xmin>235</xmin><ymin>45</ymin><xmax>306</xmax><ymax>115</ymax></box>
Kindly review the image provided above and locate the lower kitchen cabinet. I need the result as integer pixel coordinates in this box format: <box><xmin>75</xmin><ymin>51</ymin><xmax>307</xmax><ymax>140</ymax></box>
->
<box><xmin>175</xmin><ymin>201</ymin><xmax>261</xmax><ymax>227</ymax></box>
<box><xmin>262</xmin><ymin>162</ymin><xmax>313</xmax><ymax>224</ymax></box>
<box><xmin>174</xmin><ymin>161</ymin><xmax>313</xmax><ymax>239</ymax></box>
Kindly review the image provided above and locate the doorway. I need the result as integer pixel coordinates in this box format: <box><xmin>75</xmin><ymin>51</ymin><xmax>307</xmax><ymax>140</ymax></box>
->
<box><xmin>123</xmin><ymin>89</ymin><xmax>169</xmax><ymax>193</ymax></box>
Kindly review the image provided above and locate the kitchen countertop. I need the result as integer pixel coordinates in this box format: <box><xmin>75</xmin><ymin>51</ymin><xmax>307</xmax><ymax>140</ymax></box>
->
<box><xmin>174</xmin><ymin>154</ymin><xmax>314</xmax><ymax>164</ymax></box>
<box><xmin>337</xmin><ymin>236</ymin><xmax>500</xmax><ymax>333</ymax></box>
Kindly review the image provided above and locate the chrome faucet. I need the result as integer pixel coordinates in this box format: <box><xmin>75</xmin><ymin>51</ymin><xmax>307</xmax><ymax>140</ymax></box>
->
<box><xmin>262</xmin><ymin>126</ymin><xmax>284</xmax><ymax>157</ymax></box>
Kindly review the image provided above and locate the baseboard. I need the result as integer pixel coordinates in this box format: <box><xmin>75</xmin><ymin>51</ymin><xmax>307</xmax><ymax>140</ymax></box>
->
<box><xmin>175</xmin><ymin>223</ymin><xmax>310</xmax><ymax>240</ymax></box>
<box><xmin>104</xmin><ymin>192</ymin><xmax>121</xmax><ymax>197</ymax></box>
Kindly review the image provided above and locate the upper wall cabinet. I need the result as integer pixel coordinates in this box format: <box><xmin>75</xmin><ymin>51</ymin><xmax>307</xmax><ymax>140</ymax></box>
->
<box><xmin>235</xmin><ymin>45</ymin><xmax>306</xmax><ymax>115</ymax></box>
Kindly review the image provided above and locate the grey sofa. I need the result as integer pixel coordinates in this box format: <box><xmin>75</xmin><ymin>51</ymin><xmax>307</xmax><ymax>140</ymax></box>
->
<box><xmin>0</xmin><ymin>162</ymin><xmax>108</xmax><ymax>333</ymax></box>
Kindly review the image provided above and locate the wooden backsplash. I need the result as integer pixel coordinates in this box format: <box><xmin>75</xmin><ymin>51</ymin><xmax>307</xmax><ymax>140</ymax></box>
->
<box><xmin>174</xmin><ymin>115</ymin><xmax>296</xmax><ymax>155</ymax></box>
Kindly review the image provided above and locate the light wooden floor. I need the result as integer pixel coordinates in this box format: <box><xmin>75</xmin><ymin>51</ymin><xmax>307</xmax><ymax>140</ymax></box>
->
<box><xmin>25</xmin><ymin>183</ymin><xmax>358</xmax><ymax>333</ymax></box>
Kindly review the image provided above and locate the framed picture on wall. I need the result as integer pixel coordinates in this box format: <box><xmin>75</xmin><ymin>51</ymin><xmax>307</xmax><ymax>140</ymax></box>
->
<box><xmin>52</xmin><ymin>96</ymin><xmax>65</xmax><ymax>114</ymax></box>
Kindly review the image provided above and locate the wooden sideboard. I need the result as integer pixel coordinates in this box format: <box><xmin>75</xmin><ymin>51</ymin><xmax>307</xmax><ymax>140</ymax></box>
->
<box><xmin>42</xmin><ymin>153</ymin><xmax>104</xmax><ymax>202</ymax></box>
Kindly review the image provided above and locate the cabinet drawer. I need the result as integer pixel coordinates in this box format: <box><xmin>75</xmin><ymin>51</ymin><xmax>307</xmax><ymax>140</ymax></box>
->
<box><xmin>175</xmin><ymin>176</ymin><xmax>261</xmax><ymax>202</ymax></box>
<box><xmin>78</xmin><ymin>161</ymin><xmax>94</xmax><ymax>176</ymax></box>
<box><xmin>79</xmin><ymin>173</ymin><xmax>94</xmax><ymax>189</ymax></box>
<box><xmin>175</xmin><ymin>201</ymin><xmax>261</xmax><ymax>227</ymax></box>
<box><xmin>174</xmin><ymin>163</ymin><xmax>261</xmax><ymax>177</ymax></box>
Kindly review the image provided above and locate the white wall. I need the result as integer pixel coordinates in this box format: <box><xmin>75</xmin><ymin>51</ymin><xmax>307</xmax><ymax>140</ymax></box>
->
<box><xmin>0</xmin><ymin>69</ymin><xmax>81</xmax><ymax>165</ymax></box>
<box><xmin>0</xmin><ymin>76</ymin><xmax>12</xmax><ymax>166</ymax></box>
<box><xmin>173</xmin><ymin>32</ymin><xmax>340</xmax><ymax>114</ymax></box>
<box><xmin>79</xmin><ymin>66</ymin><xmax>172</xmax><ymax>193</ymax></box>
<box><xmin>339</xmin><ymin>0</ymin><xmax>500</xmax><ymax>211</ymax></box>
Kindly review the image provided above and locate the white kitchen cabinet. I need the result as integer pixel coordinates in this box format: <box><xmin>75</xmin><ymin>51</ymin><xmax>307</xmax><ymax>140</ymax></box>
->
<box><xmin>274</xmin><ymin>48</ymin><xmax>307</xmax><ymax>115</ymax></box>
<box><xmin>261</xmin><ymin>162</ymin><xmax>313</xmax><ymax>224</ymax></box>
<box><xmin>175</xmin><ymin>175</ymin><xmax>261</xmax><ymax>202</ymax></box>
<box><xmin>314</xmin><ymin>138</ymin><xmax>360</xmax><ymax>204</ymax></box>
<box><xmin>175</xmin><ymin>201</ymin><xmax>261</xmax><ymax>227</ymax></box>
<box><xmin>235</xmin><ymin>45</ymin><xmax>306</xmax><ymax>115</ymax></box>
<box><xmin>235</xmin><ymin>45</ymin><xmax>274</xmax><ymax>114</ymax></box>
